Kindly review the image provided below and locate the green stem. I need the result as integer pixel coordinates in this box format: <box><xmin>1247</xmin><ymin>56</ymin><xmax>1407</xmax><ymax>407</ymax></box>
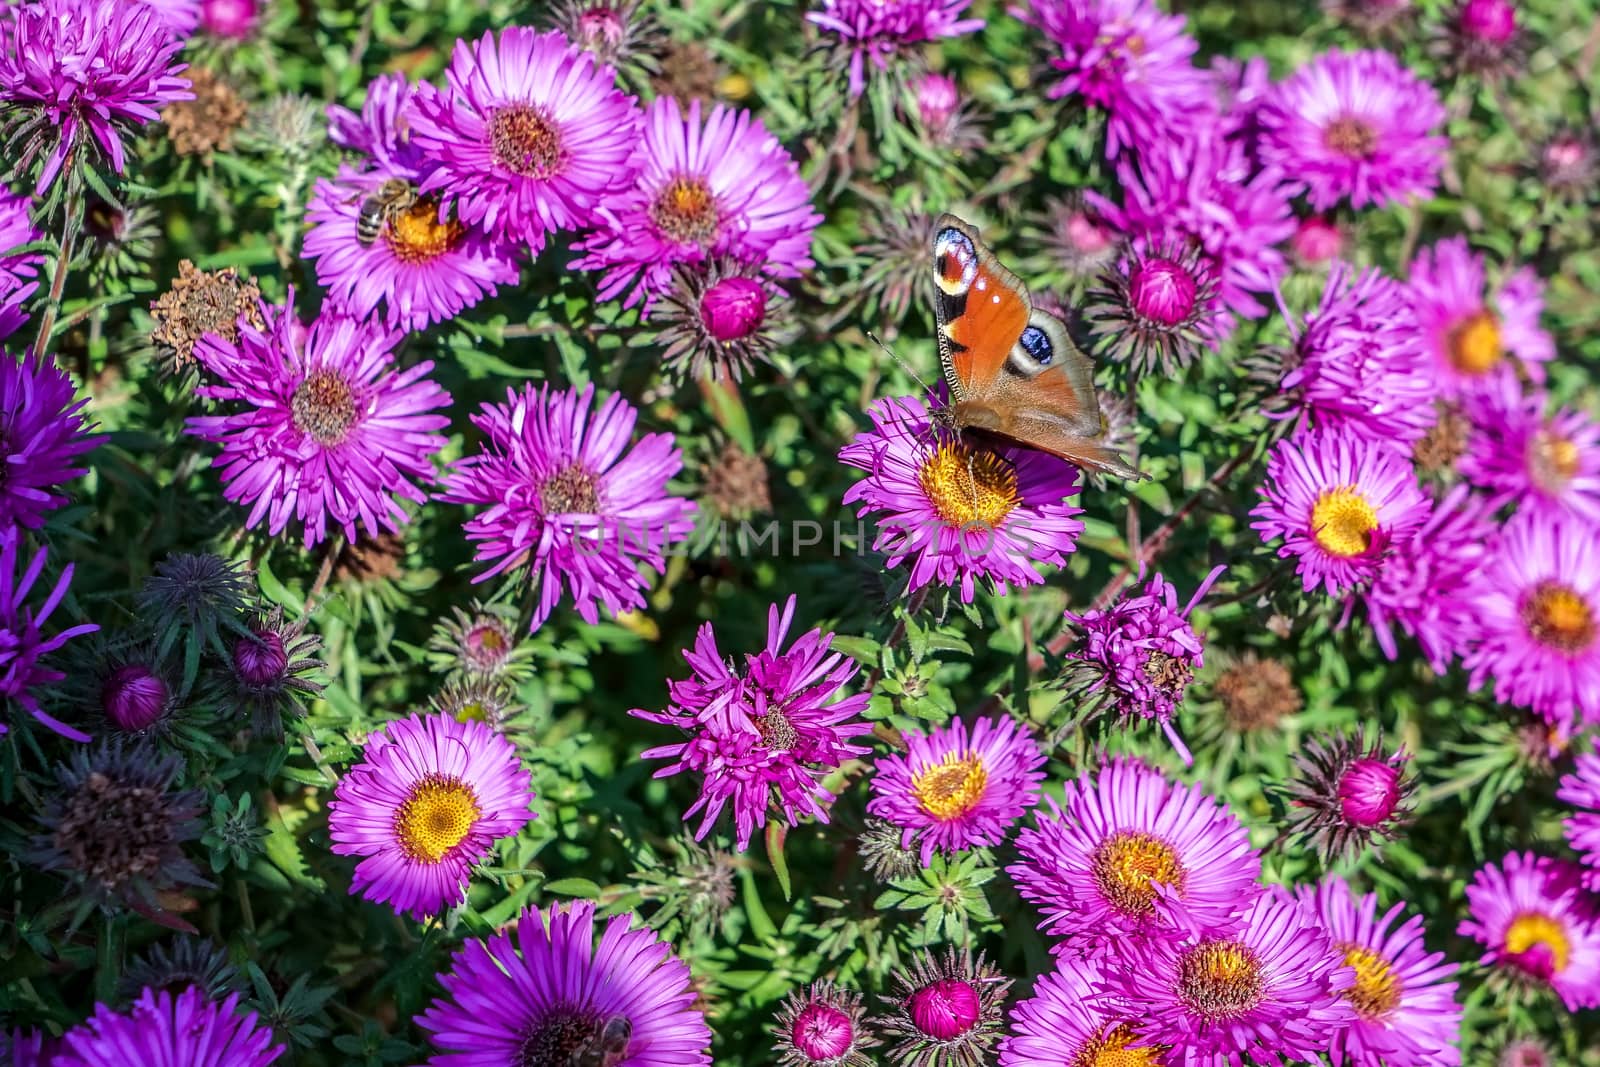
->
<box><xmin>31</xmin><ymin>199</ymin><xmax>79</xmax><ymax>366</ymax></box>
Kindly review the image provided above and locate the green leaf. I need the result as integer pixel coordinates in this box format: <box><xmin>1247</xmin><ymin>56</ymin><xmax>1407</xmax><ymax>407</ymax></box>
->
<box><xmin>766</xmin><ymin>821</ymin><xmax>792</xmax><ymax>902</ymax></box>
<box><xmin>542</xmin><ymin>877</ymin><xmax>602</xmax><ymax>899</ymax></box>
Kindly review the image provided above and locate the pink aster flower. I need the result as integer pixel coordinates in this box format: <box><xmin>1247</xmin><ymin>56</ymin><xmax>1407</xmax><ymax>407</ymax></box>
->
<box><xmin>1257</xmin><ymin>49</ymin><xmax>1448</xmax><ymax>211</ymax></box>
<box><xmin>1557</xmin><ymin>746</ymin><xmax>1600</xmax><ymax>891</ymax></box>
<box><xmin>1459</xmin><ymin>852</ymin><xmax>1600</xmax><ymax>1011</ymax></box>
<box><xmin>0</xmin><ymin>187</ymin><xmax>42</xmax><ymax>341</ymax></box>
<box><xmin>1296</xmin><ymin>878</ymin><xmax>1462</xmax><ymax>1067</ymax></box>
<box><xmin>574</xmin><ymin>96</ymin><xmax>820</xmax><ymax>313</ymax></box>
<box><xmin>1063</xmin><ymin>566</ymin><xmax>1226</xmax><ymax>764</ymax></box>
<box><xmin>1408</xmin><ymin>236</ymin><xmax>1555</xmax><ymax>396</ymax></box>
<box><xmin>54</xmin><ymin>986</ymin><xmax>282</xmax><ymax>1067</ymax></box>
<box><xmin>305</xmin><ymin>73</ymin><xmax>520</xmax><ymax>331</ymax></box>
<box><xmin>0</xmin><ymin>350</ymin><xmax>97</xmax><ymax>531</ymax></box>
<box><xmin>1000</xmin><ymin>957</ymin><xmax>1160</xmax><ymax>1067</ymax></box>
<box><xmin>0</xmin><ymin>0</ymin><xmax>193</xmax><ymax>193</ymax></box>
<box><xmin>408</xmin><ymin>26</ymin><xmax>640</xmax><ymax>250</ymax></box>
<box><xmin>199</xmin><ymin>0</ymin><xmax>259</xmax><ymax>39</ymax></box>
<box><xmin>1364</xmin><ymin>484</ymin><xmax>1498</xmax><ymax>674</ymax></box>
<box><xmin>1008</xmin><ymin>757</ymin><xmax>1259</xmax><ymax>956</ymax></box>
<box><xmin>0</xmin><ymin>530</ymin><xmax>98</xmax><ymax>742</ymax></box>
<box><xmin>185</xmin><ymin>296</ymin><xmax>452</xmax><ymax>549</ymax></box>
<box><xmin>807</xmin><ymin>0</ymin><xmax>984</xmax><ymax>98</ymax></box>
<box><xmin>838</xmin><ymin>394</ymin><xmax>1086</xmax><ymax>603</ymax></box>
<box><xmin>1461</xmin><ymin>510</ymin><xmax>1600</xmax><ymax>729</ymax></box>
<box><xmin>631</xmin><ymin>596</ymin><xmax>874</xmax><ymax>852</ymax></box>
<box><xmin>328</xmin><ymin>710</ymin><xmax>535</xmax><ymax>919</ymax></box>
<box><xmin>866</xmin><ymin>714</ymin><xmax>1046</xmax><ymax>865</ymax></box>
<box><xmin>1274</xmin><ymin>263</ymin><xmax>1436</xmax><ymax>448</ymax></box>
<box><xmin>1251</xmin><ymin>428</ymin><xmax>1432</xmax><ymax>597</ymax></box>
<box><xmin>133</xmin><ymin>0</ymin><xmax>203</xmax><ymax>39</ymax></box>
<box><xmin>441</xmin><ymin>383</ymin><xmax>697</xmax><ymax>634</ymax></box>
<box><xmin>1461</xmin><ymin>374</ymin><xmax>1600</xmax><ymax>525</ymax></box>
<box><xmin>1101</xmin><ymin>887</ymin><xmax>1356</xmax><ymax>1067</ymax></box>
<box><xmin>1014</xmin><ymin>0</ymin><xmax>1218</xmax><ymax>159</ymax></box>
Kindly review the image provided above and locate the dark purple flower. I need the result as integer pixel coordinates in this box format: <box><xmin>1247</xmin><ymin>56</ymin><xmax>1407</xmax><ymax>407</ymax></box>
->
<box><xmin>0</xmin><ymin>350</ymin><xmax>97</xmax><ymax>530</ymax></box>
<box><xmin>54</xmin><ymin>986</ymin><xmax>281</xmax><ymax>1067</ymax></box>
<box><xmin>0</xmin><ymin>531</ymin><xmax>97</xmax><ymax>742</ymax></box>
<box><xmin>0</xmin><ymin>187</ymin><xmax>42</xmax><ymax>341</ymax></box>
<box><xmin>101</xmin><ymin>663</ymin><xmax>168</xmax><ymax>733</ymax></box>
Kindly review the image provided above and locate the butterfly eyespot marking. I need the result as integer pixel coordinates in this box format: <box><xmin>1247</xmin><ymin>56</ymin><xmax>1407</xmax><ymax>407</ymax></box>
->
<box><xmin>1018</xmin><ymin>325</ymin><xmax>1053</xmax><ymax>365</ymax></box>
<box><xmin>934</xmin><ymin>227</ymin><xmax>978</xmax><ymax>297</ymax></box>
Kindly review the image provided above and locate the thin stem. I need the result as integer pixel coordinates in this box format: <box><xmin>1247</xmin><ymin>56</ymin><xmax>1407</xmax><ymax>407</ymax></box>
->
<box><xmin>31</xmin><ymin>205</ymin><xmax>79</xmax><ymax>366</ymax></box>
<box><xmin>303</xmin><ymin>535</ymin><xmax>341</xmax><ymax>615</ymax></box>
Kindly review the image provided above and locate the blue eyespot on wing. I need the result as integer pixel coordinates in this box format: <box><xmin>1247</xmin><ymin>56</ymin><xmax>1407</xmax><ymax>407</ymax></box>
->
<box><xmin>1017</xmin><ymin>325</ymin><xmax>1053</xmax><ymax>365</ymax></box>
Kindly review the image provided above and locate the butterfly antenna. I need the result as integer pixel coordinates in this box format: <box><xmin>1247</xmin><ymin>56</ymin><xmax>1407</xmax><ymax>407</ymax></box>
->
<box><xmin>866</xmin><ymin>330</ymin><xmax>937</xmax><ymax>397</ymax></box>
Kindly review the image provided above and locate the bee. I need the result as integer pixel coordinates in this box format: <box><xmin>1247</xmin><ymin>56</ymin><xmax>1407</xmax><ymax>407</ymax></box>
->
<box><xmin>355</xmin><ymin>179</ymin><xmax>418</xmax><ymax>245</ymax></box>
<box><xmin>568</xmin><ymin>1015</ymin><xmax>631</xmax><ymax>1067</ymax></box>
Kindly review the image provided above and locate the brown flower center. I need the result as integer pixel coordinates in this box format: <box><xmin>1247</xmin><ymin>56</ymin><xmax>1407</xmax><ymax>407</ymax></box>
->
<box><xmin>291</xmin><ymin>369</ymin><xmax>359</xmax><ymax>446</ymax></box>
<box><xmin>753</xmin><ymin>709</ymin><xmax>798</xmax><ymax>752</ymax></box>
<box><xmin>539</xmin><ymin>465</ymin><xmax>601</xmax><ymax>514</ymax></box>
<box><xmin>1323</xmin><ymin>115</ymin><xmax>1379</xmax><ymax>158</ymax></box>
<box><xmin>1143</xmin><ymin>651</ymin><xmax>1193</xmax><ymax>699</ymax></box>
<box><xmin>1178</xmin><ymin>939</ymin><xmax>1265</xmax><ymax>1021</ymax></box>
<box><xmin>490</xmin><ymin>105</ymin><xmax>566</xmax><ymax>179</ymax></box>
<box><xmin>53</xmin><ymin>771</ymin><xmax>177</xmax><ymax>890</ymax></box>
<box><xmin>650</xmin><ymin>176</ymin><xmax>720</xmax><ymax>244</ymax></box>
<box><xmin>1213</xmin><ymin>656</ymin><xmax>1301</xmax><ymax>732</ymax></box>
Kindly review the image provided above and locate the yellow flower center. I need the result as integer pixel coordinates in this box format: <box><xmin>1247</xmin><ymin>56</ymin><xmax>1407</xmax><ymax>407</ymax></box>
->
<box><xmin>911</xmin><ymin>752</ymin><xmax>988</xmax><ymax>821</ymax></box>
<box><xmin>1074</xmin><ymin>1023</ymin><xmax>1164</xmax><ymax>1067</ymax></box>
<box><xmin>1178</xmin><ymin>939</ymin><xmax>1265</xmax><ymax>1021</ymax></box>
<box><xmin>384</xmin><ymin>196</ymin><xmax>464</xmax><ymax>264</ymax></box>
<box><xmin>1311</xmin><ymin>487</ymin><xmax>1379</xmax><ymax>558</ymax></box>
<box><xmin>1530</xmin><ymin>429</ymin><xmax>1582</xmax><ymax>493</ymax></box>
<box><xmin>650</xmin><ymin>176</ymin><xmax>720</xmax><ymax>244</ymax></box>
<box><xmin>1505</xmin><ymin>912</ymin><xmax>1571</xmax><ymax>973</ymax></box>
<box><xmin>1338</xmin><ymin>943</ymin><xmax>1402</xmax><ymax>1019</ymax></box>
<box><xmin>917</xmin><ymin>443</ymin><xmax>1022</xmax><ymax>529</ymax></box>
<box><xmin>1091</xmin><ymin>831</ymin><xmax>1187</xmax><ymax>918</ymax></box>
<box><xmin>1323</xmin><ymin>115</ymin><xmax>1379</xmax><ymax>158</ymax></box>
<box><xmin>1521</xmin><ymin>581</ymin><xmax>1596</xmax><ymax>654</ymax></box>
<box><xmin>1448</xmin><ymin>310</ymin><xmax>1503</xmax><ymax>374</ymax></box>
<box><xmin>393</xmin><ymin>773</ymin><xmax>481</xmax><ymax>863</ymax></box>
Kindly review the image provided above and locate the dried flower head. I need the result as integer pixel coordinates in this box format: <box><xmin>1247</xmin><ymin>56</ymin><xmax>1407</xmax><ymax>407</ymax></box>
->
<box><xmin>160</xmin><ymin>68</ymin><xmax>248</xmax><ymax>160</ymax></box>
<box><xmin>775</xmin><ymin>980</ymin><xmax>878</xmax><ymax>1067</ymax></box>
<box><xmin>700</xmin><ymin>438</ymin><xmax>773</xmax><ymax>520</ymax></box>
<box><xmin>428</xmin><ymin>676</ymin><xmax>524</xmax><ymax>732</ymax></box>
<box><xmin>239</xmin><ymin>92</ymin><xmax>324</xmax><ymax>160</ymax></box>
<box><xmin>858</xmin><ymin>816</ymin><xmax>921</xmax><ymax>881</ymax></box>
<box><xmin>1278</xmin><ymin>728</ymin><xmax>1415</xmax><ymax>863</ymax></box>
<box><xmin>653</xmin><ymin>40</ymin><xmax>726</xmax><ymax>106</ymax></box>
<box><xmin>331</xmin><ymin>530</ymin><xmax>408</xmax><ymax>586</ymax></box>
<box><xmin>1413</xmin><ymin>400</ymin><xmax>1470</xmax><ymax>474</ymax></box>
<box><xmin>1210</xmin><ymin>652</ymin><xmax>1302</xmax><ymax>733</ymax></box>
<box><xmin>148</xmin><ymin>260</ymin><xmax>265</xmax><ymax>373</ymax></box>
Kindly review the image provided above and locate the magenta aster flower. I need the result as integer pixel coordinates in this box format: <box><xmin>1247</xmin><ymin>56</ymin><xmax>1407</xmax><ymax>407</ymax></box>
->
<box><xmin>200</xmin><ymin>0</ymin><xmax>258</xmax><ymax>38</ymax></box>
<box><xmin>1557</xmin><ymin>747</ymin><xmax>1600</xmax><ymax>891</ymax></box>
<box><xmin>1083</xmin><ymin>237</ymin><xmax>1225</xmax><ymax>374</ymax></box>
<box><xmin>1461</xmin><ymin>510</ymin><xmax>1600</xmax><ymax>729</ymax></box>
<box><xmin>574</xmin><ymin>96</ymin><xmax>820</xmax><ymax>313</ymax></box>
<box><xmin>807</xmin><ymin>0</ymin><xmax>983</xmax><ymax>97</ymax></box>
<box><xmin>1364</xmin><ymin>484</ymin><xmax>1498</xmax><ymax>674</ymax></box>
<box><xmin>0</xmin><ymin>187</ymin><xmax>42</xmax><ymax>341</ymax></box>
<box><xmin>1014</xmin><ymin>0</ymin><xmax>1218</xmax><ymax>159</ymax></box>
<box><xmin>866</xmin><ymin>714</ymin><xmax>1046</xmax><ymax>865</ymax></box>
<box><xmin>632</xmin><ymin>596</ymin><xmax>873</xmax><ymax>852</ymax></box>
<box><xmin>1251</xmin><ymin>428</ymin><xmax>1432</xmax><ymax>597</ymax></box>
<box><xmin>133</xmin><ymin>0</ymin><xmax>203</xmax><ymax>38</ymax></box>
<box><xmin>186</xmin><ymin>296</ymin><xmax>451</xmax><ymax>549</ymax></box>
<box><xmin>1000</xmin><ymin>957</ymin><xmax>1160</xmax><ymax>1067</ymax></box>
<box><xmin>1461</xmin><ymin>374</ymin><xmax>1600</xmax><ymax>525</ymax></box>
<box><xmin>1</xmin><ymin>530</ymin><xmax>98</xmax><ymax>742</ymax></box>
<box><xmin>1008</xmin><ymin>756</ymin><xmax>1259</xmax><ymax>956</ymax></box>
<box><xmin>441</xmin><ymin>383</ymin><xmax>697</xmax><ymax>634</ymax></box>
<box><xmin>881</xmin><ymin>947</ymin><xmax>1011</xmax><ymax>1067</ymax></box>
<box><xmin>838</xmin><ymin>394</ymin><xmax>1086</xmax><ymax>603</ymax></box>
<box><xmin>1459</xmin><ymin>852</ymin><xmax>1600</xmax><ymax>1010</ymax></box>
<box><xmin>1274</xmin><ymin>263</ymin><xmax>1435</xmax><ymax>447</ymax></box>
<box><xmin>1296</xmin><ymin>878</ymin><xmax>1462</xmax><ymax>1067</ymax></box>
<box><xmin>305</xmin><ymin>73</ymin><xmax>520</xmax><ymax>331</ymax></box>
<box><xmin>1280</xmin><ymin>728</ymin><xmax>1415</xmax><ymax>863</ymax></box>
<box><xmin>407</xmin><ymin>26</ymin><xmax>640</xmax><ymax>250</ymax></box>
<box><xmin>1407</xmin><ymin>236</ymin><xmax>1555</xmax><ymax>396</ymax></box>
<box><xmin>0</xmin><ymin>0</ymin><xmax>193</xmax><ymax>193</ymax></box>
<box><xmin>1101</xmin><ymin>887</ymin><xmax>1356</xmax><ymax>1066</ymax></box>
<box><xmin>0</xmin><ymin>350</ymin><xmax>97</xmax><ymax>531</ymax></box>
<box><xmin>774</xmin><ymin>981</ymin><xmax>879</xmax><ymax>1067</ymax></box>
<box><xmin>1063</xmin><ymin>566</ymin><xmax>1226</xmax><ymax>763</ymax></box>
<box><xmin>1257</xmin><ymin>49</ymin><xmax>1448</xmax><ymax>211</ymax></box>
<box><xmin>327</xmin><ymin>710</ymin><xmax>534</xmax><ymax>919</ymax></box>
<box><xmin>415</xmin><ymin>901</ymin><xmax>712</xmax><ymax>1066</ymax></box>
<box><xmin>54</xmin><ymin>986</ymin><xmax>282</xmax><ymax>1067</ymax></box>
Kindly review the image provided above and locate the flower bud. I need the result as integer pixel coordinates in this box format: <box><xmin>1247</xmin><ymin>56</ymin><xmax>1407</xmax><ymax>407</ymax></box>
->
<box><xmin>906</xmin><ymin>978</ymin><xmax>980</xmax><ymax>1041</ymax></box>
<box><xmin>1337</xmin><ymin>757</ymin><xmax>1404</xmax><ymax>827</ymax></box>
<box><xmin>102</xmin><ymin>663</ymin><xmax>168</xmax><ymax>732</ymax></box>
<box><xmin>1128</xmin><ymin>257</ymin><xmax>1199</xmax><ymax>327</ymax></box>
<box><xmin>699</xmin><ymin>277</ymin><xmax>767</xmax><ymax>342</ymax></box>
<box><xmin>233</xmin><ymin>628</ymin><xmax>288</xmax><ymax>687</ymax></box>
<box><xmin>1290</xmin><ymin>217</ymin><xmax>1343</xmax><ymax>265</ymax></box>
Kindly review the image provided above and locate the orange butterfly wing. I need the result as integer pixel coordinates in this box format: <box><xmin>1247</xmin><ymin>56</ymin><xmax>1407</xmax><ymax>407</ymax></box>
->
<box><xmin>931</xmin><ymin>215</ymin><xmax>1029</xmax><ymax>400</ymax></box>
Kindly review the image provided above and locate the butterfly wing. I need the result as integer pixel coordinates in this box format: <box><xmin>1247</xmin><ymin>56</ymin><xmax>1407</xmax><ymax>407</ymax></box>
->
<box><xmin>931</xmin><ymin>215</ymin><xmax>1030</xmax><ymax>402</ymax></box>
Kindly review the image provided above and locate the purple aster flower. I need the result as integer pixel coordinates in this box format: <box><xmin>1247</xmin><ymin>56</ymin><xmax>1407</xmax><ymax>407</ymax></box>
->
<box><xmin>0</xmin><ymin>530</ymin><xmax>97</xmax><ymax>741</ymax></box>
<box><xmin>327</xmin><ymin>710</ymin><xmax>534</xmax><ymax>919</ymax></box>
<box><xmin>0</xmin><ymin>0</ymin><xmax>193</xmax><ymax>193</ymax></box>
<box><xmin>1211</xmin><ymin>54</ymin><xmax>1273</xmax><ymax>155</ymax></box>
<box><xmin>999</xmin><ymin>956</ymin><xmax>1160</xmax><ymax>1067</ymax></box>
<box><xmin>1101</xmin><ymin>887</ymin><xmax>1356</xmax><ymax>1067</ymax></box>
<box><xmin>1459</xmin><ymin>852</ymin><xmax>1600</xmax><ymax>1011</ymax></box>
<box><xmin>133</xmin><ymin>0</ymin><xmax>203</xmax><ymax>38</ymax></box>
<box><xmin>1089</xmin><ymin>133</ymin><xmax>1297</xmax><ymax>327</ymax></box>
<box><xmin>1407</xmin><ymin>236</ymin><xmax>1555</xmax><ymax>396</ymax></box>
<box><xmin>1271</xmin><ymin>263</ymin><xmax>1436</xmax><ymax>448</ymax></box>
<box><xmin>441</xmin><ymin>383</ymin><xmax>697</xmax><ymax>634</ymax></box>
<box><xmin>1292</xmin><ymin>216</ymin><xmax>1346</xmax><ymax>266</ymax></box>
<box><xmin>54</xmin><ymin>986</ymin><xmax>282</xmax><ymax>1067</ymax></box>
<box><xmin>0</xmin><ymin>186</ymin><xmax>42</xmax><ymax>341</ymax></box>
<box><xmin>1364</xmin><ymin>484</ymin><xmax>1498</xmax><ymax>674</ymax></box>
<box><xmin>1461</xmin><ymin>510</ymin><xmax>1600</xmax><ymax>729</ymax></box>
<box><xmin>1083</xmin><ymin>237</ymin><xmax>1225</xmax><ymax>375</ymax></box>
<box><xmin>415</xmin><ymin>901</ymin><xmax>712</xmax><ymax>1066</ymax></box>
<box><xmin>632</xmin><ymin>596</ymin><xmax>874</xmax><ymax>852</ymax></box>
<box><xmin>185</xmin><ymin>295</ymin><xmax>451</xmax><ymax>549</ymax></box>
<box><xmin>807</xmin><ymin>0</ymin><xmax>984</xmax><ymax>98</ymax></box>
<box><xmin>1279</xmin><ymin>728</ymin><xmax>1415</xmax><ymax>863</ymax></box>
<box><xmin>1557</xmin><ymin>746</ymin><xmax>1600</xmax><ymax>891</ymax></box>
<box><xmin>881</xmin><ymin>946</ymin><xmax>1011</xmax><ymax>1067</ymax></box>
<box><xmin>1251</xmin><ymin>428</ymin><xmax>1432</xmax><ymax>597</ymax></box>
<box><xmin>304</xmin><ymin>73</ymin><xmax>520</xmax><ymax>331</ymax></box>
<box><xmin>1063</xmin><ymin>565</ymin><xmax>1226</xmax><ymax>763</ymax></box>
<box><xmin>1461</xmin><ymin>374</ymin><xmax>1600</xmax><ymax>525</ymax></box>
<box><xmin>1257</xmin><ymin>49</ymin><xmax>1448</xmax><ymax>211</ymax></box>
<box><xmin>866</xmin><ymin>714</ymin><xmax>1046</xmax><ymax>865</ymax></box>
<box><xmin>774</xmin><ymin>980</ymin><xmax>879</xmax><ymax>1067</ymax></box>
<box><xmin>574</xmin><ymin>96</ymin><xmax>820</xmax><ymax>313</ymax></box>
<box><xmin>3</xmin><ymin>1029</ymin><xmax>59</xmax><ymax>1067</ymax></box>
<box><xmin>200</xmin><ymin>0</ymin><xmax>259</xmax><ymax>39</ymax></box>
<box><xmin>1014</xmin><ymin>0</ymin><xmax>1217</xmax><ymax>159</ymax></box>
<box><xmin>0</xmin><ymin>350</ymin><xmax>97</xmax><ymax>530</ymax></box>
<box><xmin>408</xmin><ymin>26</ymin><xmax>641</xmax><ymax>250</ymax></box>
<box><xmin>838</xmin><ymin>394</ymin><xmax>1086</xmax><ymax>604</ymax></box>
<box><xmin>1297</xmin><ymin>878</ymin><xmax>1462</xmax><ymax>1067</ymax></box>
<box><xmin>1008</xmin><ymin>756</ymin><xmax>1259</xmax><ymax>956</ymax></box>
